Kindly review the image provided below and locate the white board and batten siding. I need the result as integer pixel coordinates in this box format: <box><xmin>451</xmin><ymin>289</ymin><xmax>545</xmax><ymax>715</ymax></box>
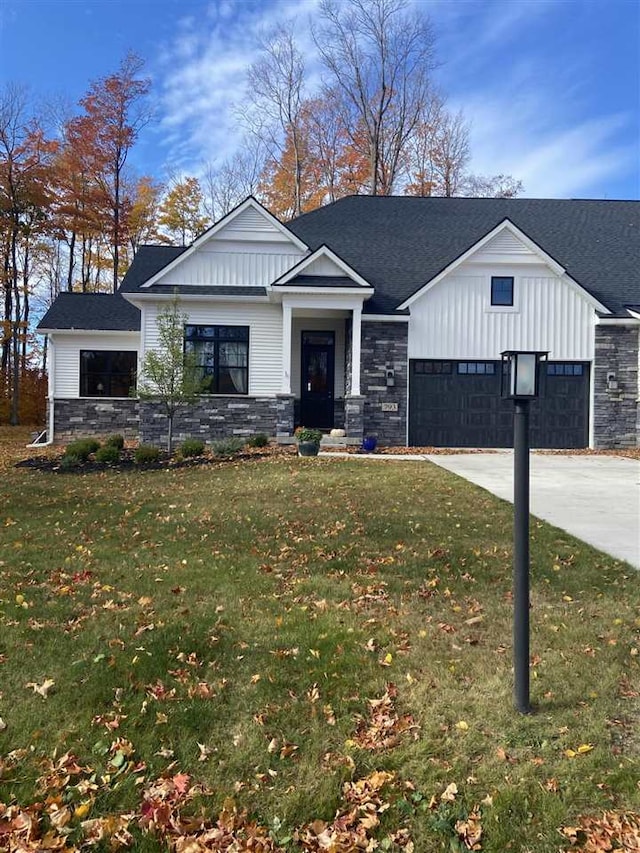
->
<box><xmin>156</xmin><ymin>243</ymin><xmax>304</xmax><ymax>288</ymax></box>
<box><xmin>154</xmin><ymin>206</ymin><xmax>307</xmax><ymax>288</ymax></box>
<box><xmin>409</xmin><ymin>257</ymin><xmax>597</xmax><ymax>363</ymax></box>
<box><xmin>142</xmin><ymin>301</ymin><xmax>283</xmax><ymax>396</ymax></box>
<box><xmin>51</xmin><ymin>332</ymin><xmax>139</xmax><ymax>398</ymax></box>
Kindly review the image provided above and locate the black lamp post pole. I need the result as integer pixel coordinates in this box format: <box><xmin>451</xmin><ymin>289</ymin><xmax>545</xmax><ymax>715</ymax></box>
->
<box><xmin>513</xmin><ymin>400</ymin><xmax>532</xmax><ymax>714</ymax></box>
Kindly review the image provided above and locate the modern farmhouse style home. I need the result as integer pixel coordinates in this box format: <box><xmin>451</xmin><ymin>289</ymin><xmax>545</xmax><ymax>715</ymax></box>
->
<box><xmin>38</xmin><ymin>196</ymin><xmax>640</xmax><ymax>449</ymax></box>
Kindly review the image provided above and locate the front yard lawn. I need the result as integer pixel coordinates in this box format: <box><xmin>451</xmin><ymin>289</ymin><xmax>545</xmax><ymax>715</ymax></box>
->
<box><xmin>1</xmin><ymin>429</ymin><xmax>639</xmax><ymax>851</ymax></box>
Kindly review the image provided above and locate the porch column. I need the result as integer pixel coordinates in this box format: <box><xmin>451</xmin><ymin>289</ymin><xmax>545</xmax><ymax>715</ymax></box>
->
<box><xmin>351</xmin><ymin>303</ymin><xmax>362</xmax><ymax>396</ymax></box>
<box><xmin>281</xmin><ymin>302</ymin><xmax>292</xmax><ymax>394</ymax></box>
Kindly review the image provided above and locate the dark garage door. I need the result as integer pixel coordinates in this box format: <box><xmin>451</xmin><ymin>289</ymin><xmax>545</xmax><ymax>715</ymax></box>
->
<box><xmin>409</xmin><ymin>360</ymin><xmax>590</xmax><ymax>448</ymax></box>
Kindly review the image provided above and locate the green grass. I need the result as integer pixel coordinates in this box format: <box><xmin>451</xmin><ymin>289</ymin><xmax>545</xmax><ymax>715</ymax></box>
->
<box><xmin>0</xmin><ymin>429</ymin><xmax>639</xmax><ymax>850</ymax></box>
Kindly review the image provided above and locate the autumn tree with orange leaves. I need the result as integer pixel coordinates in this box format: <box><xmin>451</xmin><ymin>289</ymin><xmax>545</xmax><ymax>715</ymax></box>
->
<box><xmin>77</xmin><ymin>52</ymin><xmax>151</xmax><ymax>291</ymax></box>
<box><xmin>158</xmin><ymin>177</ymin><xmax>211</xmax><ymax>245</ymax></box>
<box><xmin>0</xmin><ymin>84</ymin><xmax>57</xmax><ymax>424</ymax></box>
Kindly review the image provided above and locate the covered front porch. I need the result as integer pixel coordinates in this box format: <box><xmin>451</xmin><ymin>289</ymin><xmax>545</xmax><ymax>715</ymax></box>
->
<box><xmin>270</xmin><ymin>243</ymin><xmax>375</xmax><ymax>440</ymax></box>
<box><xmin>276</xmin><ymin>298</ymin><xmax>367</xmax><ymax>441</ymax></box>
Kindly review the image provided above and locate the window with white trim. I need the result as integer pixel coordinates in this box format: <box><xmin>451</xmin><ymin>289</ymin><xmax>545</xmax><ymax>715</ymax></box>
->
<box><xmin>491</xmin><ymin>276</ymin><xmax>514</xmax><ymax>306</ymax></box>
<box><xmin>80</xmin><ymin>351</ymin><xmax>137</xmax><ymax>397</ymax></box>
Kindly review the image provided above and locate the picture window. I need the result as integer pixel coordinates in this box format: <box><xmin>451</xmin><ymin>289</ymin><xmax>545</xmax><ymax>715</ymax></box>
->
<box><xmin>184</xmin><ymin>325</ymin><xmax>249</xmax><ymax>394</ymax></box>
<box><xmin>80</xmin><ymin>350</ymin><xmax>137</xmax><ymax>397</ymax></box>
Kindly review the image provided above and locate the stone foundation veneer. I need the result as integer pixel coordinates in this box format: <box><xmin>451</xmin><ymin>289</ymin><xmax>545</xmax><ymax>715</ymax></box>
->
<box><xmin>275</xmin><ymin>394</ymin><xmax>294</xmax><ymax>437</ymax></box>
<box><xmin>139</xmin><ymin>396</ymin><xmax>283</xmax><ymax>447</ymax></box>
<box><xmin>345</xmin><ymin>395</ymin><xmax>365</xmax><ymax>439</ymax></box>
<box><xmin>360</xmin><ymin>321</ymin><xmax>408</xmax><ymax>445</ymax></box>
<box><xmin>593</xmin><ymin>325</ymin><xmax>640</xmax><ymax>448</ymax></box>
<box><xmin>51</xmin><ymin>398</ymin><xmax>140</xmax><ymax>444</ymax></box>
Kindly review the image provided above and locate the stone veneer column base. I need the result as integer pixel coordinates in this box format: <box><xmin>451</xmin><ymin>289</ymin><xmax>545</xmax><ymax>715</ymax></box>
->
<box><xmin>275</xmin><ymin>394</ymin><xmax>295</xmax><ymax>437</ymax></box>
<box><xmin>593</xmin><ymin>326</ymin><xmax>639</xmax><ymax>448</ymax></box>
<box><xmin>52</xmin><ymin>398</ymin><xmax>140</xmax><ymax>444</ymax></box>
<box><xmin>345</xmin><ymin>395</ymin><xmax>365</xmax><ymax>440</ymax></box>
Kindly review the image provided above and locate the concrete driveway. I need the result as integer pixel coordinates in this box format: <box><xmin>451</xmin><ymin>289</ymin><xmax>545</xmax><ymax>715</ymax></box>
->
<box><xmin>425</xmin><ymin>452</ymin><xmax>640</xmax><ymax>568</ymax></box>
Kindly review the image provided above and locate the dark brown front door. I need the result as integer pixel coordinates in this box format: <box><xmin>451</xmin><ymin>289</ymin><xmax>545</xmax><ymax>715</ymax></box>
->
<box><xmin>300</xmin><ymin>331</ymin><xmax>335</xmax><ymax>429</ymax></box>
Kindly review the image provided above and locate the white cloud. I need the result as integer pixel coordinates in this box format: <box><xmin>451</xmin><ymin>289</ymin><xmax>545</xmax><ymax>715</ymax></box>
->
<box><xmin>153</xmin><ymin>0</ymin><xmax>637</xmax><ymax>198</ymax></box>
<box><xmin>154</xmin><ymin>0</ymin><xmax>322</xmax><ymax>174</ymax></box>
<box><xmin>461</xmin><ymin>86</ymin><xmax>636</xmax><ymax>197</ymax></box>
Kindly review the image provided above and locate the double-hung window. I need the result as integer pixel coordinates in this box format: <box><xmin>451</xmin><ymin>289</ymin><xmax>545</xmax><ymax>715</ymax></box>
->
<box><xmin>80</xmin><ymin>350</ymin><xmax>137</xmax><ymax>397</ymax></box>
<box><xmin>491</xmin><ymin>276</ymin><xmax>514</xmax><ymax>306</ymax></box>
<box><xmin>184</xmin><ymin>325</ymin><xmax>249</xmax><ymax>394</ymax></box>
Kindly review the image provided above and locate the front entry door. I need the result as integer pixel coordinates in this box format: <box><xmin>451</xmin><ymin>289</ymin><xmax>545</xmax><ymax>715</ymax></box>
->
<box><xmin>300</xmin><ymin>331</ymin><xmax>335</xmax><ymax>429</ymax></box>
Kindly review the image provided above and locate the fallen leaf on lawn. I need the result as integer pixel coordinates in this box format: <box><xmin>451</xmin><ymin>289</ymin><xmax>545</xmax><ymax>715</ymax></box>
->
<box><xmin>323</xmin><ymin>704</ymin><xmax>336</xmax><ymax>726</ymax></box>
<box><xmin>0</xmin><ymin>717</ymin><xmax>6</xmax><ymax>731</ymax></box>
<box><xmin>155</xmin><ymin>747</ymin><xmax>174</xmax><ymax>759</ymax></box>
<box><xmin>197</xmin><ymin>743</ymin><xmax>214</xmax><ymax>762</ymax></box>
<box><xmin>577</xmin><ymin>743</ymin><xmax>594</xmax><ymax>754</ymax></box>
<box><xmin>455</xmin><ymin>805</ymin><xmax>483</xmax><ymax>851</ymax></box>
<box><xmin>353</xmin><ymin>683</ymin><xmax>419</xmax><ymax>751</ymax></box>
<box><xmin>280</xmin><ymin>741</ymin><xmax>299</xmax><ymax>759</ymax></box>
<box><xmin>456</xmin><ymin>720</ymin><xmax>469</xmax><ymax>731</ymax></box>
<box><xmin>25</xmin><ymin>678</ymin><xmax>55</xmax><ymax>698</ymax></box>
<box><xmin>441</xmin><ymin>782</ymin><xmax>458</xmax><ymax>802</ymax></box>
<box><xmin>73</xmin><ymin>801</ymin><xmax>92</xmax><ymax>820</ymax></box>
<box><xmin>561</xmin><ymin>811</ymin><xmax>640</xmax><ymax>849</ymax></box>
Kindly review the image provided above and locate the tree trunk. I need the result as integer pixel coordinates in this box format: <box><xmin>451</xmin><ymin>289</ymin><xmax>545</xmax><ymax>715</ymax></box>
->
<box><xmin>67</xmin><ymin>231</ymin><xmax>76</xmax><ymax>291</ymax></box>
<box><xmin>167</xmin><ymin>413</ymin><xmax>173</xmax><ymax>456</ymax></box>
<box><xmin>21</xmin><ymin>239</ymin><xmax>29</xmax><ymax>366</ymax></box>
<box><xmin>113</xmin><ymin>166</ymin><xmax>120</xmax><ymax>292</ymax></box>
<box><xmin>2</xmin><ymin>249</ymin><xmax>11</xmax><ymax>376</ymax></box>
<box><xmin>10</xmin><ymin>231</ymin><xmax>20</xmax><ymax>425</ymax></box>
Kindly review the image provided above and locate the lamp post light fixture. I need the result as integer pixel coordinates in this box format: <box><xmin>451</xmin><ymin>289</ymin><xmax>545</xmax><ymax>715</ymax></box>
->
<box><xmin>501</xmin><ymin>350</ymin><xmax>548</xmax><ymax>714</ymax></box>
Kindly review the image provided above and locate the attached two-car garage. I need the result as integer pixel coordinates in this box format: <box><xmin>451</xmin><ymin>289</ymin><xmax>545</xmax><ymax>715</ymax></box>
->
<box><xmin>408</xmin><ymin>359</ymin><xmax>590</xmax><ymax>448</ymax></box>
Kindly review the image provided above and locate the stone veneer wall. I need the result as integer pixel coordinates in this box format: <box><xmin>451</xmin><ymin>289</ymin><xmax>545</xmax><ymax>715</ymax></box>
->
<box><xmin>360</xmin><ymin>321</ymin><xmax>408</xmax><ymax>445</ymax></box>
<box><xmin>593</xmin><ymin>326</ymin><xmax>640</xmax><ymax>448</ymax></box>
<box><xmin>52</xmin><ymin>398</ymin><xmax>140</xmax><ymax>443</ymax></box>
<box><xmin>139</xmin><ymin>396</ymin><xmax>284</xmax><ymax>446</ymax></box>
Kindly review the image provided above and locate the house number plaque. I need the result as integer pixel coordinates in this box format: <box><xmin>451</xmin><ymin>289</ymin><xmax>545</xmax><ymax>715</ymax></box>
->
<box><xmin>381</xmin><ymin>402</ymin><xmax>398</xmax><ymax>412</ymax></box>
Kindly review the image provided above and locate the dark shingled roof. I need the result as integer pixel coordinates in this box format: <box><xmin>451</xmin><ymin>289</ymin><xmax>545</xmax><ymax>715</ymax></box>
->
<box><xmin>118</xmin><ymin>245</ymin><xmax>187</xmax><ymax>292</ymax></box>
<box><xmin>37</xmin><ymin>293</ymin><xmax>140</xmax><ymax>331</ymax></box>
<box><xmin>288</xmin><ymin>196</ymin><xmax>640</xmax><ymax>315</ymax></box>
<box><xmin>276</xmin><ymin>275</ymin><xmax>371</xmax><ymax>288</ymax></box>
<box><xmin>39</xmin><ymin>198</ymin><xmax>640</xmax><ymax>330</ymax></box>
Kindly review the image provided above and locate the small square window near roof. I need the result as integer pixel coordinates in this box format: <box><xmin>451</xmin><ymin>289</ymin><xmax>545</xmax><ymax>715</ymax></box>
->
<box><xmin>491</xmin><ymin>276</ymin><xmax>514</xmax><ymax>306</ymax></box>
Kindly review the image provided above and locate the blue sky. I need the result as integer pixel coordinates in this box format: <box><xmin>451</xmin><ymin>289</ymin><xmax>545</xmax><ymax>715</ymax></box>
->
<box><xmin>1</xmin><ymin>0</ymin><xmax>638</xmax><ymax>199</ymax></box>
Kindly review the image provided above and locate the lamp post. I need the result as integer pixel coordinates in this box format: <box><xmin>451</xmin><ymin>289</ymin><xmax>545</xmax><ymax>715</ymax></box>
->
<box><xmin>501</xmin><ymin>350</ymin><xmax>548</xmax><ymax>714</ymax></box>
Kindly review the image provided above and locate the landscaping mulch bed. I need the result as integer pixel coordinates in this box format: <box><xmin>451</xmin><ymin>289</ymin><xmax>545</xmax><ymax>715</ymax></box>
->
<box><xmin>15</xmin><ymin>443</ymin><xmax>297</xmax><ymax>473</ymax></box>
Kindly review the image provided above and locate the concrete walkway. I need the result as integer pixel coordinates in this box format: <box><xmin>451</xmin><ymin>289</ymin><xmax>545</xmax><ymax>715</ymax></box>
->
<box><xmin>425</xmin><ymin>452</ymin><xmax>640</xmax><ymax>568</ymax></box>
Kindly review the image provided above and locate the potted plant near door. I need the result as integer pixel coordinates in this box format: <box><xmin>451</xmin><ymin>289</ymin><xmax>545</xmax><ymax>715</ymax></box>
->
<box><xmin>295</xmin><ymin>427</ymin><xmax>323</xmax><ymax>457</ymax></box>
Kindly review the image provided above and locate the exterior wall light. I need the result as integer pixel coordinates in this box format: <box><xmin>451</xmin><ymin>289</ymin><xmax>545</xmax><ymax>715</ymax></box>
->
<box><xmin>500</xmin><ymin>350</ymin><xmax>548</xmax><ymax>714</ymax></box>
